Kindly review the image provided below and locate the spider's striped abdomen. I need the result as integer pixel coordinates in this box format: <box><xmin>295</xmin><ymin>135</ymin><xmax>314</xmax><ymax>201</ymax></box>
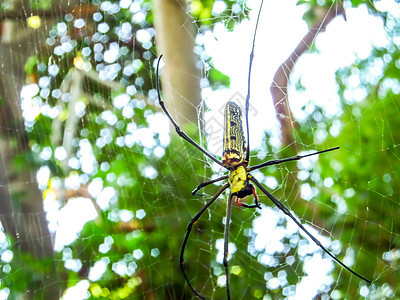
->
<box><xmin>222</xmin><ymin>101</ymin><xmax>246</xmax><ymax>168</ymax></box>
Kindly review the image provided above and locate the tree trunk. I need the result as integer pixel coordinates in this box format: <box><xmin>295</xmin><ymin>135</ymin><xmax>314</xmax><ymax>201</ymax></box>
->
<box><xmin>0</xmin><ymin>0</ymin><xmax>79</xmax><ymax>298</ymax></box>
<box><xmin>153</xmin><ymin>0</ymin><xmax>201</xmax><ymax>125</ymax></box>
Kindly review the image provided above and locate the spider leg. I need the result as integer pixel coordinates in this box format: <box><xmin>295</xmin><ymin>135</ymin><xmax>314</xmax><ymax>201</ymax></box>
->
<box><xmin>244</xmin><ymin>0</ymin><xmax>265</xmax><ymax>164</ymax></box>
<box><xmin>223</xmin><ymin>193</ymin><xmax>234</xmax><ymax>300</ymax></box>
<box><xmin>156</xmin><ymin>56</ymin><xmax>224</xmax><ymax>168</ymax></box>
<box><xmin>250</xmin><ymin>176</ymin><xmax>372</xmax><ymax>284</ymax></box>
<box><xmin>180</xmin><ymin>183</ymin><xmax>230</xmax><ymax>299</ymax></box>
<box><xmin>248</xmin><ymin>146</ymin><xmax>340</xmax><ymax>172</ymax></box>
<box><xmin>192</xmin><ymin>175</ymin><xmax>229</xmax><ymax>196</ymax></box>
<box><xmin>235</xmin><ymin>185</ymin><xmax>261</xmax><ymax>209</ymax></box>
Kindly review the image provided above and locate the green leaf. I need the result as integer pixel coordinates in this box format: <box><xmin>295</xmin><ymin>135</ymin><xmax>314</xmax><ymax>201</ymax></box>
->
<box><xmin>24</xmin><ymin>56</ymin><xmax>37</xmax><ymax>74</ymax></box>
<box><xmin>208</xmin><ymin>67</ymin><xmax>230</xmax><ymax>89</ymax></box>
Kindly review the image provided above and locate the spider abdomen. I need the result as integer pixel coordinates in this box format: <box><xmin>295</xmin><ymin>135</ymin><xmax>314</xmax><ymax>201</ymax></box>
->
<box><xmin>222</xmin><ymin>101</ymin><xmax>246</xmax><ymax>168</ymax></box>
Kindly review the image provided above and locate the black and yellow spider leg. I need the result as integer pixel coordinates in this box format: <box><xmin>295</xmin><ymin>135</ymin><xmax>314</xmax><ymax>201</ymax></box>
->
<box><xmin>192</xmin><ymin>175</ymin><xmax>229</xmax><ymax>196</ymax></box>
<box><xmin>223</xmin><ymin>193</ymin><xmax>234</xmax><ymax>300</ymax></box>
<box><xmin>244</xmin><ymin>0</ymin><xmax>264</xmax><ymax>164</ymax></box>
<box><xmin>248</xmin><ymin>146</ymin><xmax>340</xmax><ymax>172</ymax></box>
<box><xmin>250</xmin><ymin>177</ymin><xmax>372</xmax><ymax>284</ymax></box>
<box><xmin>180</xmin><ymin>183</ymin><xmax>230</xmax><ymax>299</ymax></box>
<box><xmin>156</xmin><ymin>55</ymin><xmax>224</xmax><ymax>168</ymax></box>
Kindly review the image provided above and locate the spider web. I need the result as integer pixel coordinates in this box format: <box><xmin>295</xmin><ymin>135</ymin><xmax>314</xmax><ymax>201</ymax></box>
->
<box><xmin>0</xmin><ymin>0</ymin><xmax>398</xmax><ymax>299</ymax></box>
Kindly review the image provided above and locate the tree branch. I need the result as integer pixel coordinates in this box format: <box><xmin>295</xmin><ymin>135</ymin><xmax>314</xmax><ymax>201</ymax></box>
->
<box><xmin>270</xmin><ymin>3</ymin><xmax>345</xmax><ymax>146</ymax></box>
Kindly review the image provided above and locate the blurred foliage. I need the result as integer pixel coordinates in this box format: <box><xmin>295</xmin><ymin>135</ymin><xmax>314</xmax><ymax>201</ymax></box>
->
<box><xmin>0</xmin><ymin>0</ymin><xmax>399</xmax><ymax>299</ymax></box>
<box><xmin>298</xmin><ymin>0</ymin><xmax>383</xmax><ymax>27</ymax></box>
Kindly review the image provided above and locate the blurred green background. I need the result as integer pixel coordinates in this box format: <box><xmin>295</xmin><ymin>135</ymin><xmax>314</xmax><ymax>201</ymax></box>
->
<box><xmin>0</xmin><ymin>0</ymin><xmax>398</xmax><ymax>299</ymax></box>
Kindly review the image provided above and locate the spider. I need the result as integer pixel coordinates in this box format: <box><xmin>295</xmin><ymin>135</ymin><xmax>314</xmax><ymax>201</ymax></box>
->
<box><xmin>155</xmin><ymin>2</ymin><xmax>371</xmax><ymax>299</ymax></box>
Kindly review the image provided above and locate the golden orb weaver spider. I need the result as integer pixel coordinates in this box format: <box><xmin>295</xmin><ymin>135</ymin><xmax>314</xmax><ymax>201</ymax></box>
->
<box><xmin>155</xmin><ymin>1</ymin><xmax>371</xmax><ymax>298</ymax></box>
